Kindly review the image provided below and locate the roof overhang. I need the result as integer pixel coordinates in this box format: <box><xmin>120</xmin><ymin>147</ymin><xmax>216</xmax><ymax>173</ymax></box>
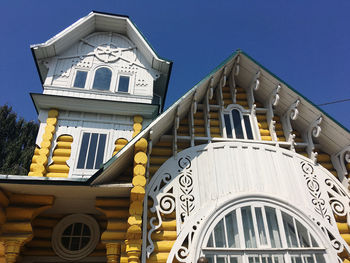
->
<box><xmin>89</xmin><ymin>50</ymin><xmax>350</xmax><ymax>185</ymax></box>
<box><xmin>30</xmin><ymin>11</ymin><xmax>172</xmax><ymax>111</ymax></box>
<box><xmin>31</xmin><ymin>93</ymin><xmax>159</xmax><ymax>118</ymax></box>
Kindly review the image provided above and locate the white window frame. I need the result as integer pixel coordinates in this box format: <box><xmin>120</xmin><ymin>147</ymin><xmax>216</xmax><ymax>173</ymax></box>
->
<box><xmin>222</xmin><ymin>105</ymin><xmax>256</xmax><ymax>140</ymax></box>
<box><xmin>71</xmin><ymin>69</ymin><xmax>89</xmax><ymax>89</ymax></box>
<box><xmin>200</xmin><ymin>201</ymin><xmax>328</xmax><ymax>263</ymax></box>
<box><xmin>52</xmin><ymin>214</ymin><xmax>100</xmax><ymax>261</ymax></box>
<box><xmin>90</xmin><ymin>65</ymin><xmax>114</xmax><ymax>92</ymax></box>
<box><xmin>115</xmin><ymin>73</ymin><xmax>133</xmax><ymax>93</ymax></box>
<box><xmin>72</xmin><ymin>128</ymin><xmax>113</xmax><ymax>176</ymax></box>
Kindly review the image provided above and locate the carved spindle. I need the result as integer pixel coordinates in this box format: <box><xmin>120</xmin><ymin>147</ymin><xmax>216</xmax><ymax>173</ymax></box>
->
<box><xmin>282</xmin><ymin>99</ymin><xmax>300</xmax><ymax>145</ymax></box>
<box><xmin>173</xmin><ymin>107</ymin><xmax>180</xmax><ymax>157</ymax></box>
<box><xmin>204</xmin><ymin>89</ymin><xmax>211</xmax><ymax>138</ymax></box>
<box><xmin>266</xmin><ymin>85</ymin><xmax>281</xmax><ymax>142</ymax></box>
<box><xmin>190</xmin><ymin>101</ymin><xmax>195</xmax><ymax>147</ymax></box>
<box><xmin>306</xmin><ymin>115</ymin><xmax>323</xmax><ymax>163</ymax></box>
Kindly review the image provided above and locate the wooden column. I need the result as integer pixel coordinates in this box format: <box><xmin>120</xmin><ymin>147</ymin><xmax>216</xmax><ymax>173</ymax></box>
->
<box><xmin>126</xmin><ymin>138</ymin><xmax>148</xmax><ymax>263</ymax></box>
<box><xmin>106</xmin><ymin>243</ymin><xmax>121</xmax><ymax>263</ymax></box>
<box><xmin>28</xmin><ymin>109</ymin><xmax>59</xmax><ymax>177</ymax></box>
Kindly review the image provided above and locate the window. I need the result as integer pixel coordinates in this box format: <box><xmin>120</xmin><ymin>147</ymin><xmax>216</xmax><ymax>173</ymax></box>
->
<box><xmin>73</xmin><ymin>71</ymin><xmax>88</xmax><ymax>88</ymax></box>
<box><xmin>201</xmin><ymin>203</ymin><xmax>326</xmax><ymax>263</ymax></box>
<box><xmin>92</xmin><ymin>67</ymin><xmax>112</xmax><ymax>91</ymax></box>
<box><xmin>77</xmin><ymin>133</ymin><xmax>107</xmax><ymax>169</ymax></box>
<box><xmin>224</xmin><ymin>108</ymin><xmax>254</xmax><ymax>139</ymax></box>
<box><xmin>117</xmin><ymin>75</ymin><xmax>130</xmax><ymax>92</ymax></box>
<box><xmin>52</xmin><ymin>214</ymin><xmax>100</xmax><ymax>261</ymax></box>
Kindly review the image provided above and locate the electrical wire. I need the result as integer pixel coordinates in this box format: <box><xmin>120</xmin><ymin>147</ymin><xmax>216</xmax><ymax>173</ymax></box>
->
<box><xmin>317</xmin><ymin>98</ymin><xmax>350</xmax><ymax>106</ymax></box>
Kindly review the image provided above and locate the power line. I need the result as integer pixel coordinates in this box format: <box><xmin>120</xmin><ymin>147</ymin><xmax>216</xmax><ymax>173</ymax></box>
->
<box><xmin>317</xmin><ymin>98</ymin><xmax>350</xmax><ymax>106</ymax></box>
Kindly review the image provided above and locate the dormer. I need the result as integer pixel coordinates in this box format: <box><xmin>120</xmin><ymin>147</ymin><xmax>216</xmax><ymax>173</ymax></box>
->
<box><xmin>27</xmin><ymin>12</ymin><xmax>172</xmax><ymax>179</ymax></box>
<box><xmin>31</xmin><ymin>12</ymin><xmax>172</xmax><ymax>114</ymax></box>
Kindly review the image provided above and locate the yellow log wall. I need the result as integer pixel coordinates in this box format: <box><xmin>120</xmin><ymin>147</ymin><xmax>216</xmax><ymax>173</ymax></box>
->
<box><xmin>46</xmin><ymin>135</ymin><xmax>73</xmax><ymax>178</ymax></box>
<box><xmin>28</xmin><ymin>109</ymin><xmax>59</xmax><ymax>177</ymax></box>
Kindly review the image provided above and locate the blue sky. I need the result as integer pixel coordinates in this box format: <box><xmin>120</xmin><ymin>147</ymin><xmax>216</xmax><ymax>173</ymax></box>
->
<box><xmin>0</xmin><ymin>1</ymin><xmax>349</xmax><ymax>130</ymax></box>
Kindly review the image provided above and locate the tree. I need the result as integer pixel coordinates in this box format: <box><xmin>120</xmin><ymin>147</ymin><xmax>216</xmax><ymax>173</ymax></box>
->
<box><xmin>0</xmin><ymin>105</ymin><xmax>38</xmax><ymax>175</ymax></box>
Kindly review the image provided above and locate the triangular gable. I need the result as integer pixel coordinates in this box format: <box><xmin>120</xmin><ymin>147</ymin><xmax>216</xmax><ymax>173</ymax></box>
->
<box><xmin>31</xmin><ymin>11</ymin><xmax>172</xmax><ymax>111</ymax></box>
<box><xmin>90</xmin><ymin>50</ymin><xmax>350</xmax><ymax>185</ymax></box>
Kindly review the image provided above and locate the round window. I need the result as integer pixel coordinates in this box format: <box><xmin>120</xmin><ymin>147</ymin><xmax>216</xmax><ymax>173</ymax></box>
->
<box><xmin>52</xmin><ymin>214</ymin><xmax>100</xmax><ymax>261</ymax></box>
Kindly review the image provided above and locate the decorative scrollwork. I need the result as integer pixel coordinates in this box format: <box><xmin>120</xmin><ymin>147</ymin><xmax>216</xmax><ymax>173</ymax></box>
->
<box><xmin>306</xmin><ymin>115</ymin><xmax>323</xmax><ymax>163</ymax></box>
<box><xmin>159</xmin><ymin>193</ymin><xmax>176</xmax><ymax>214</ymax></box>
<box><xmin>147</xmin><ymin>172</ymin><xmax>175</xmax><ymax>257</ymax></box>
<box><xmin>302</xmin><ymin>162</ymin><xmax>331</xmax><ymax>224</ymax></box>
<box><xmin>173</xmin><ymin>217</ymin><xmax>205</xmax><ymax>263</ymax></box>
<box><xmin>282</xmin><ymin>99</ymin><xmax>300</xmax><ymax>143</ymax></box>
<box><xmin>269</xmin><ymin>84</ymin><xmax>281</xmax><ymax>107</ymax></box>
<box><xmin>175</xmin><ymin>246</ymin><xmax>190</xmax><ymax>262</ymax></box>
<box><xmin>328</xmin><ymin>197</ymin><xmax>346</xmax><ymax>217</ymax></box>
<box><xmin>178</xmin><ymin>157</ymin><xmax>195</xmax><ymax>224</ymax></box>
<box><xmin>309</xmin><ymin>115</ymin><xmax>323</xmax><ymax>138</ymax></box>
<box><xmin>289</xmin><ymin>99</ymin><xmax>300</xmax><ymax>121</ymax></box>
<box><xmin>345</xmin><ymin>151</ymin><xmax>350</xmax><ymax>164</ymax></box>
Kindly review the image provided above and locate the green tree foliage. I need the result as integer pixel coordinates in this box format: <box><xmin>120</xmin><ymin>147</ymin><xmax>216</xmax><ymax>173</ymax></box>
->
<box><xmin>0</xmin><ymin>105</ymin><xmax>38</xmax><ymax>175</ymax></box>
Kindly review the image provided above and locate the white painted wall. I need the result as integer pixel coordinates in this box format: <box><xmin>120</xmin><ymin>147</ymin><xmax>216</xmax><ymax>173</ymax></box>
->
<box><xmin>41</xmin><ymin>32</ymin><xmax>160</xmax><ymax>104</ymax></box>
<box><xmin>143</xmin><ymin>141</ymin><xmax>350</xmax><ymax>263</ymax></box>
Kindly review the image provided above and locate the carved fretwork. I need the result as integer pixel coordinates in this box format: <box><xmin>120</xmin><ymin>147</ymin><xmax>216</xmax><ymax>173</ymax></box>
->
<box><xmin>282</xmin><ymin>99</ymin><xmax>300</xmax><ymax>145</ymax></box>
<box><xmin>305</xmin><ymin>115</ymin><xmax>323</xmax><ymax>163</ymax></box>
<box><xmin>266</xmin><ymin>84</ymin><xmax>281</xmax><ymax>142</ymax></box>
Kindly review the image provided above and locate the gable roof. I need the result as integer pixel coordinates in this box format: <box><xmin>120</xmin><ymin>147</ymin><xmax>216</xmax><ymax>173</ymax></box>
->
<box><xmin>30</xmin><ymin>11</ymin><xmax>172</xmax><ymax>111</ymax></box>
<box><xmin>89</xmin><ymin>50</ymin><xmax>350</xmax><ymax>185</ymax></box>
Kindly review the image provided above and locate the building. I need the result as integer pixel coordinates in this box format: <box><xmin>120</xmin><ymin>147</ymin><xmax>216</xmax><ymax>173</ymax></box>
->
<box><xmin>0</xmin><ymin>11</ymin><xmax>349</xmax><ymax>263</ymax></box>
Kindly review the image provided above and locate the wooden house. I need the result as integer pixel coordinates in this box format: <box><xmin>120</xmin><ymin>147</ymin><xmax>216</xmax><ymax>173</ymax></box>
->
<box><xmin>0</xmin><ymin>11</ymin><xmax>349</xmax><ymax>263</ymax></box>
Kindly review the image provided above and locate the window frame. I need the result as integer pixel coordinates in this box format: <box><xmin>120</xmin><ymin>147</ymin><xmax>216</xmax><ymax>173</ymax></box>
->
<box><xmin>74</xmin><ymin>129</ymin><xmax>113</xmax><ymax>174</ymax></box>
<box><xmin>52</xmin><ymin>214</ymin><xmax>100</xmax><ymax>261</ymax></box>
<box><xmin>222</xmin><ymin>106</ymin><xmax>255</xmax><ymax>140</ymax></box>
<box><xmin>71</xmin><ymin>66</ymin><xmax>135</xmax><ymax>94</ymax></box>
<box><xmin>116</xmin><ymin>73</ymin><xmax>132</xmax><ymax>93</ymax></box>
<box><xmin>91</xmin><ymin>66</ymin><xmax>113</xmax><ymax>91</ymax></box>
<box><xmin>199</xmin><ymin>200</ymin><xmax>329</xmax><ymax>263</ymax></box>
<box><xmin>71</xmin><ymin>69</ymin><xmax>89</xmax><ymax>89</ymax></box>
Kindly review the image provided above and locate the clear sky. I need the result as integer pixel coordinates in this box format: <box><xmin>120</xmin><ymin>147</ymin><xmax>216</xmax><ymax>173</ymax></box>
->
<box><xmin>0</xmin><ymin>1</ymin><xmax>349</xmax><ymax>130</ymax></box>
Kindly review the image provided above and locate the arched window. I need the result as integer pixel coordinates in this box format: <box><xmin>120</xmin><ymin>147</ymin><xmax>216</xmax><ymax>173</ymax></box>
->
<box><xmin>223</xmin><ymin>108</ymin><xmax>254</xmax><ymax>139</ymax></box>
<box><xmin>200</xmin><ymin>202</ymin><xmax>326</xmax><ymax>263</ymax></box>
<box><xmin>92</xmin><ymin>67</ymin><xmax>112</xmax><ymax>91</ymax></box>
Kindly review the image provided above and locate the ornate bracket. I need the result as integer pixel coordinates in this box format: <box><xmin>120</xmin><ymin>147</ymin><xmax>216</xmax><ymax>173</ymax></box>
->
<box><xmin>234</xmin><ymin>55</ymin><xmax>240</xmax><ymax>76</ymax></box>
<box><xmin>266</xmin><ymin>84</ymin><xmax>281</xmax><ymax>141</ymax></box>
<box><xmin>220</xmin><ymin>66</ymin><xmax>227</xmax><ymax>88</ymax></box>
<box><xmin>282</xmin><ymin>99</ymin><xmax>300</xmax><ymax>144</ymax></box>
<box><xmin>208</xmin><ymin>77</ymin><xmax>214</xmax><ymax>100</ymax></box>
<box><xmin>229</xmin><ymin>67</ymin><xmax>237</xmax><ymax>104</ymax></box>
<box><xmin>247</xmin><ymin>70</ymin><xmax>261</xmax><ymax>109</ymax></box>
<box><xmin>306</xmin><ymin>115</ymin><xmax>323</xmax><ymax>163</ymax></box>
<box><xmin>332</xmin><ymin>145</ymin><xmax>350</xmax><ymax>187</ymax></box>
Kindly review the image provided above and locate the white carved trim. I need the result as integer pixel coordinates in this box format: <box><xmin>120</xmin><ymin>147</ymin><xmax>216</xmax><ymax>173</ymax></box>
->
<box><xmin>332</xmin><ymin>145</ymin><xmax>350</xmax><ymax>187</ymax></box>
<box><xmin>266</xmin><ymin>84</ymin><xmax>281</xmax><ymax>142</ymax></box>
<box><xmin>306</xmin><ymin>115</ymin><xmax>323</xmax><ymax>163</ymax></box>
<box><xmin>247</xmin><ymin>71</ymin><xmax>261</xmax><ymax>109</ymax></box>
<box><xmin>281</xmin><ymin>99</ymin><xmax>300</xmax><ymax>145</ymax></box>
